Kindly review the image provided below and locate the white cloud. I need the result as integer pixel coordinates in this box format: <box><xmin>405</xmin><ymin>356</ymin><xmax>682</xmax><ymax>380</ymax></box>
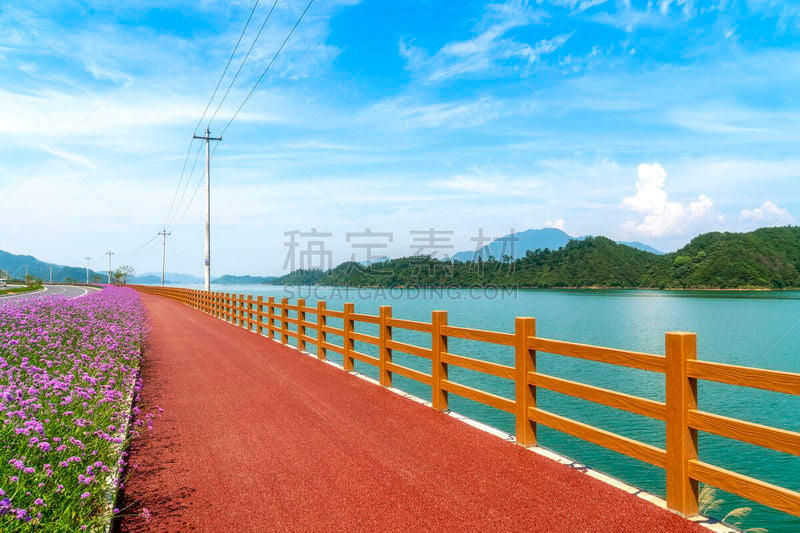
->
<box><xmin>622</xmin><ymin>163</ymin><xmax>715</xmax><ymax>237</ymax></box>
<box><xmin>547</xmin><ymin>0</ymin><xmax>609</xmax><ymax>13</ymax></box>
<box><xmin>545</xmin><ymin>218</ymin><xmax>566</xmax><ymax>230</ymax></box>
<box><xmin>362</xmin><ymin>95</ymin><xmax>507</xmax><ymax>130</ymax></box>
<box><xmin>40</xmin><ymin>145</ymin><xmax>98</xmax><ymax>170</ymax></box>
<box><xmin>84</xmin><ymin>61</ymin><xmax>133</xmax><ymax>86</ymax></box>
<box><xmin>739</xmin><ymin>201</ymin><xmax>794</xmax><ymax>226</ymax></box>
<box><xmin>279</xmin><ymin>140</ymin><xmax>357</xmax><ymax>151</ymax></box>
<box><xmin>399</xmin><ymin>0</ymin><xmax>570</xmax><ymax>83</ymax></box>
<box><xmin>590</xmin><ymin>2</ymin><xmax>675</xmax><ymax>32</ymax></box>
<box><xmin>434</xmin><ymin>164</ymin><xmax>544</xmax><ymax>195</ymax></box>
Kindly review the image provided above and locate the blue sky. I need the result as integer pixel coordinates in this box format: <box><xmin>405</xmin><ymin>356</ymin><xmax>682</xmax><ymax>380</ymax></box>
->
<box><xmin>1</xmin><ymin>0</ymin><xmax>798</xmax><ymax>276</ymax></box>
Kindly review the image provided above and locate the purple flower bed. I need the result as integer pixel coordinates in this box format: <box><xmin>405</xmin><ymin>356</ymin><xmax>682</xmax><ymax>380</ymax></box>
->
<box><xmin>0</xmin><ymin>287</ymin><xmax>147</xmax><ymax>530</ymax></box>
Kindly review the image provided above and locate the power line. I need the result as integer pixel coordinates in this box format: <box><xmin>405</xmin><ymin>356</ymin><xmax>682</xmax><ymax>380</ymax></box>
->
<box><xmin>171</xmin><ymin>163</ymin><xmax>207</xmax><ymax>228</ymax></box>
<box><xmin>116</xmin><ymin>237</ymin><xmax>163</xmax><ymax>259</ymax></box>
<box><xmin>117</xmin><ymin>233</ymin><xmax>161</xmax><ymax>257</ymax></box>
<box><xmin>163</xmin><ymin>0</ymin><xmax>264</xmax><ymax>228</ymax></box>
<box><xmin>162</xmin><ymin>139</ymin><xmax>198</xmax><ymax>228</ymax></box>
<box><xmin>206</xmin><ymin>0</ymin><xmax>281</xmax><ymax>130</ymax></box>
<box><xmin>220</xmin><ymin>0</ymin><xmax>315</xmax><ymax>137</ymax></box>
<box><xmin>194</xmin><ymin>0</ymin><xmax>264</xmax><ymax>134</ymax></box>
<box><xmin>166</xmin><ymin>141</ymin><xmax>205</xmax><ymax>229</ymax></box>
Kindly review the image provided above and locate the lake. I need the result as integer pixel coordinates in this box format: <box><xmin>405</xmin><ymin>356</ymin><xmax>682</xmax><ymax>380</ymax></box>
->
<box><xmin>168</xmin><ymin>283</ymin><xmax>800</xmax><ymax>532</ymax></box>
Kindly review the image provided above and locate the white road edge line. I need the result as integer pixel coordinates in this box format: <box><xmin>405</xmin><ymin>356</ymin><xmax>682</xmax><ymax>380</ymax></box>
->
<box><xmin>70</xmin><ymin>286</ymin><xmax>90</xmax><ymax>299</ymax></box>
<box><xmin>0</xmin><ymin>287</ymin><xmax>49</xmax><ymax>300</ymax></box>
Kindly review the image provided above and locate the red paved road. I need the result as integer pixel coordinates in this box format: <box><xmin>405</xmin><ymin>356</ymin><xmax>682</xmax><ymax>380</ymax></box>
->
<box><xmin>118</xmin><ymin>293</ymin><xmax>706</xmax><ymax>532</ymax></box>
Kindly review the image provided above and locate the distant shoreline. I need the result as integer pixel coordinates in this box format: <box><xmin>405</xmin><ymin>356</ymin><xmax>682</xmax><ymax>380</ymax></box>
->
<box><xmin>264</xmin><ymin>283</ymin><xmax>795</xmax><ymax>292</ymax></box>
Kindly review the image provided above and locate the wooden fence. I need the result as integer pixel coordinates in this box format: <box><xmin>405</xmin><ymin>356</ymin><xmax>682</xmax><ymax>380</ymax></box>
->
<box><xmin>132</xmin><ymin>285</ymin><xmax>800</xmax><ymax>519</ymax></box>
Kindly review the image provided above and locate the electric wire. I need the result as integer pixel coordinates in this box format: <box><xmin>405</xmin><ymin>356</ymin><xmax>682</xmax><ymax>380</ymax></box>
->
<box><xmin>220</xmin><ymin>0</ymin><xmax>315</xmax><ymax>137</ymax></box>
<box><xmin>116</xmin><ymin>237</ymin><xmax>163</xmax><ymax>259</ymax></box>
<box><xmin>193</xmin><ymin>0</ymin><xmax>263</xmax><ymax>135</ymax></box>
<box><xmin>206</xmin><ymin>0</ymin><xmax>281</xmax><ymax>130</ymax></box>
<box><xmin>162</xmin><ymin>0</ymin><xmax>315</xmax><ymax>271</ymax></box>
<box><xmin>117</xmin><ymin>233</ymin><xmax>161</xmax><ymax>257</ymax></box>
<box><xmin>163</xmin><ymin>0</ymin><xmax>263</xmax><ymax>228</ymax></box>
<box><xmin>166</xmin><ymin>142</ymin><xmax>205</xmax><ymax>229</ymax></box>
<box><xmin>162</xmin><ymin>140</ymin><xmax>197</xmax><ymax>227</ymax></box>
<box><xmin>172</xmin><ymin>165</ymin><xmax>207</xmax><ymax>228</ymax></box>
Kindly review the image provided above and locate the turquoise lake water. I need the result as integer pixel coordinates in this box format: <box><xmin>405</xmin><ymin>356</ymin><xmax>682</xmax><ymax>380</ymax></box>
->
<box><xmin>171</xmin><ymin>284</ymin><xmax>800</xmax><ymax>532</ymax></box>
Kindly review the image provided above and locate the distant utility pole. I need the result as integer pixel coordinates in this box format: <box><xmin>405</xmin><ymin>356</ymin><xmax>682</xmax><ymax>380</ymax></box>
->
<box><xmin>85</xmin><ymin>257</ymin><xmax>91</xmax><ymax>284</ymax></box>
<box><xmin>49</xmin><ymin>264</ymin><xmax>53</xmax><ymax>284</ymax></box>
<box><xmin>158</xmin><ymin>228</ymin><xmax>171</xmax><ymax>287</ymax></box>
<box><xmin>106</xmin><ymin>251</ymin><xmax>114</xmax><ymax>284</ymax></box>
<box><xmin>192</xmin><ymin>128</ymin><xmax>222</xmax><ymax>292</ymax></box>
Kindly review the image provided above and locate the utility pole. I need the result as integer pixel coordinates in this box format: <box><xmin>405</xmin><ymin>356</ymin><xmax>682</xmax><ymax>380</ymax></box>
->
<box><xmin>192</xmin><ymin>128</ymin><xmax>222</xmax><ymax>292</ymax></box>
<box><xmin>106</xmin><ymin>251</ymin><xmax>113</xmax><ymax>284</ymax></box>
<box><xmin>158</xmin><ymin>228</ymin><xmax>171</xmax><ymax>287</ymax></box>
<box><xmin>49</xmin><ymin>264</ymin><xmax>53</xmax><ymax>284</ymax></box>
<box><xmin>85</xmin><ymin>257</ymin><xmax>91</xmax><ymax>284</ymax></box>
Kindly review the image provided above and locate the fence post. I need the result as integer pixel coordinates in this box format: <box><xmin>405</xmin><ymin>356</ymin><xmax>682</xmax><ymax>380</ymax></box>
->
<box><xmin>280</xmin><ymin>298</ymin><xmax>289</xmax><ymax>344</ymax></box>
<box><xmin>379</xmin><ymin>306</ymin><xmax>393</xmax><ymax>387</ymax></box>
<box><xmin>224</xmin><ymin>293</ymin><xmax>230</xmax><ymax>322</ymax></box>
<box><xmin>431</xmin><ymin>310</ymin><xmax>448</xmax><ymax>411</ymax></box>
<box><xmin>237</xmin><ymin>294</ymin><xmax>243</xmax><ymax>326</ymax></box>
<box><xmin>249</xmin><ymin>295</ymin><xmax>257</xmax><ymax>330</ymax></box>
<box><xmin>515</xmin><ymin>317</ymin><xmax>537</xmax><ymax>447</ymax></box>
<box><xmin>317</xmin><ymin>300</ymin><xmax>327</xmax><ymax>360</ymax></box>
<box><xmin>256</xmin><ymin>296</ymin><xmax>264</xmax><ymax>335</ymax></box>
<box><xmin>297</xmin><ymin>298</ymin><xmax>307</xmax><ymax>352</ymax></box>
<box><xmin>267</xmin><ymin>297</ymin><xmax>276</xmax><ymax>339</ymax></box>
<box><xmin>343</xmin><ymin>303</ymin><xmax>355</xmax><ymax>372</ymax></box>
<box><xmin>666</xmin><ymin>331</ymin><xmax>699</xmax><ymax>516</ymax></box>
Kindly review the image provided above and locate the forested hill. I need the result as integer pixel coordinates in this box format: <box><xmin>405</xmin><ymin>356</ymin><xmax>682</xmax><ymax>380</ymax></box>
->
<box><xmin>0</xmin><ymin>250</ymin><xmax>105</xmax><ymax>282</ymax></box>
<box><xmin>645</xmin><ymin>226</ymin><xmax>800</xmax><ymax>289</ymax></box>
<box><xmin>272</xmin><ymin>226</ymin><xmax>800</xmax><ymax>289</ymax></box>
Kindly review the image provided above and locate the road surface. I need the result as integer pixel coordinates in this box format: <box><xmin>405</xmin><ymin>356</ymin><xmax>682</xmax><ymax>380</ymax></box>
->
<box><xmin>0</xmin><ymin>284</ymin><xmax>99</xmax><ymax>302</ymax></box>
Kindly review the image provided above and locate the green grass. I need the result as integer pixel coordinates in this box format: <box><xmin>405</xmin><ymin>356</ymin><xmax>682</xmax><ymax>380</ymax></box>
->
<box><xmin>0</xmin><ymin>285</ymin><xmax>43</xmax><ymax>296</ymax></box>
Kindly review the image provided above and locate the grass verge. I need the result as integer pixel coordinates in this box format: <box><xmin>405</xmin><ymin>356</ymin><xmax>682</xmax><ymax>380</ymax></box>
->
<box><xmin>0</xmin><ymin>286</ymin><xmax>43</xmax><ymax>297</ymax></box>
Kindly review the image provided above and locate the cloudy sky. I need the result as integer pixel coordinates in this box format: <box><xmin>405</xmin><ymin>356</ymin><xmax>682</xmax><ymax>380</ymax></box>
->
<box><xmin>1</xmin><ymin>0</ymin><xmax>798</xmax><ymax>277</ymax></box>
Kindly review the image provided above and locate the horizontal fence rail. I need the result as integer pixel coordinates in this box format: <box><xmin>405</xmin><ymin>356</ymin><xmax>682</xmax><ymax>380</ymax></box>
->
<box><xmin>132</xmin><ymin>285</ymin><xmax>800</xmax><ymax>520</ymax></box>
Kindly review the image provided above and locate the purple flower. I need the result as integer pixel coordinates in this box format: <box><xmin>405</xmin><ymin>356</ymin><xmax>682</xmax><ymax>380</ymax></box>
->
<box><xmin>80</xmin><ymin>492</ymin><xmax>90</xmax><ymax>499</ymax></box>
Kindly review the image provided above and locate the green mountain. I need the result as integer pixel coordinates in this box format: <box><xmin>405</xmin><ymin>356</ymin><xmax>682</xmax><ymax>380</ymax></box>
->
<box><xmin>450</xmin><ymin>228</ymin><xmax>663</xmax><ymax>262</ymax></box>
<box><xmin>0</xmin><ymin>250</ymin><xmax>105</xmax><ymax>282</ymax></box>
<box><xmin>272</xmin><ymin>227</ymin><xmax>800</xmax><ymax>290</ymax></box>
<box><xmin>647</xmin><ymin>227</ymin><xmax>800</xmax><ymax>289</ymax></box>
<box><xmin>132</xmin><ymin>272</ymin><xmax>203</xmax><ymax>284</ymax></box>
